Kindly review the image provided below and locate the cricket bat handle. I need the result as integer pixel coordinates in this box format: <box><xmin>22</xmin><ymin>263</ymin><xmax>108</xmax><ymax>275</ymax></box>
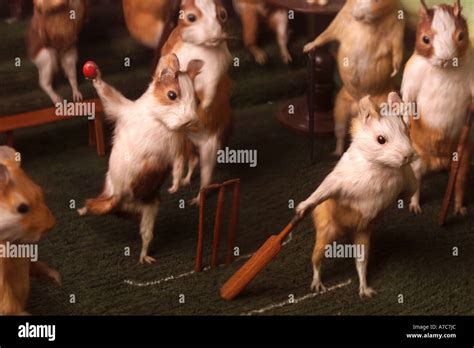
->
<box><xmin>220</xmin><ymin>215</ymin><xmax>303</xmax><ymax>301</ymax></box>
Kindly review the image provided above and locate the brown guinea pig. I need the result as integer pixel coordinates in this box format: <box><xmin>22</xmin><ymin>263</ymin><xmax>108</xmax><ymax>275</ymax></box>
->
<box><xmin>0</xmin><ymin>146</ymin><xmax>59</xmax><ymax>315</ymax></box>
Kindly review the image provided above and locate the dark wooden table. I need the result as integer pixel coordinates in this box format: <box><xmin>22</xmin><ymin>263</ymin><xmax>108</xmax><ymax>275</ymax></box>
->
<box><xmin>267</xmin><ymin>0</ymin><xmax>345</xmax><ymax>162</ymax></box>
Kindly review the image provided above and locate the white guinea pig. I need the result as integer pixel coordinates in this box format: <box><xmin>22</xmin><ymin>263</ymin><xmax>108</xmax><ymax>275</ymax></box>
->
<box><xmin>296</xmin><ymin>92</ymin><xmax>417</xmax><ymax>298</ymax></box>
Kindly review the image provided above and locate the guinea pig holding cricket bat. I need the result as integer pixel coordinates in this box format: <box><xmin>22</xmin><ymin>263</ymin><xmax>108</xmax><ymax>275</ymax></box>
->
<box><xmin>161</xmin><ymin>0</ymin><xmax>233</xmax><ymax>203</ymax></box>
<box><xmin>233</xmin><ymin>0</ymin><xmax>292</xmax><ymax>64</ymax></box>
<box><xmin>401</xmin><ymin>0</ymin><xmax>474</xmax><ymax>216</ymax></box>
<box><xmin>0</xmin><ymin>146</ymin><xmax>60</xmax><ymax>315</ymax></box>
<box><xmin>78</xmin><ymin>54</ymin><xmax>203</xmax><ymax>264</ymax></box>
<box><xmin>27</xmin><ymin>0</ymin><xmax>87</xmax><ymax>105</ymax></box>
<box><xmin>296</xmin><ymin>93</ymin><xmax>417</xmax><ymax>298</ymax></box>
<box><xmin>304</xmin><ymin>0</ymin><xmax>405</xmax><ymax>156</ymax></box>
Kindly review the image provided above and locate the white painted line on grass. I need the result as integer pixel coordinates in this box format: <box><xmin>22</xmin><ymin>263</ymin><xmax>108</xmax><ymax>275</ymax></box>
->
<box><xmin>124</xmin><ymin>233</ymin><xmax>294</xmax><ymax>287</ymax></box>
<box><xmin>241</xmin><ymin>278</ymin><xmax>352</xmax><ymax>316</ymax></box>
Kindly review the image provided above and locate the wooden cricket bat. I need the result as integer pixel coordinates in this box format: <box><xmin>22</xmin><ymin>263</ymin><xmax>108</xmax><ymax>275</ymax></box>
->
<box><xmin>438</xmin><ymin>105</ymin><xmax>473</xmax><ymax>226</ymax></box>
<box><xmin>220</xmin><ymin>215</ymin><xmax>303</xmax><ymax>301</ymax></box>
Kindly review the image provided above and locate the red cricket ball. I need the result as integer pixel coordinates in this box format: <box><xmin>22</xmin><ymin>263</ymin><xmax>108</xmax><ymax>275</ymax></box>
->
<box><xmin>83</xmin><ymin>61</ymin><xmax>98</xmax><ymax>80</ymax></box>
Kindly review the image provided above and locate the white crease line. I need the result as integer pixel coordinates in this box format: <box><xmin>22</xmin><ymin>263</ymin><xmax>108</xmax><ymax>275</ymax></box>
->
<box><xmin>124</xmin><ymin>232</ymin><xmax>294</xmax><ymax>287</ymax></box>
<box><xmin>241</xmin><ymin>278</ymin><xmax>352</xmax><ymax>316</ymax></box>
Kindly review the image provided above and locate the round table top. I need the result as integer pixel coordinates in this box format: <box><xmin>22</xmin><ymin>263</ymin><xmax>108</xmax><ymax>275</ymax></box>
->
<box><xmin>266</xmin><ymin>0</ymin><xmax>345</xmax><ymax>14</ymax></box>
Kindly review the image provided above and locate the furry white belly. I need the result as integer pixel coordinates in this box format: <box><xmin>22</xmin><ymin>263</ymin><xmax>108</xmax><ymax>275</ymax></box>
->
<box><xmin>106</xmin><ymin>120</ymin><xmax>177</xmax><ymax>197</ymax></box>
<box><xmin>417</xmin><ymin>69</ymin><xmax>471</xmax><ymax>138</ymax></box>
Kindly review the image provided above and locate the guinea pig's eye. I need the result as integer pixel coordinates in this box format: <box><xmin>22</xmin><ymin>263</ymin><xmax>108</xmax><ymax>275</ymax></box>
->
<box><xmin>219</xmin><ymin>9</ymin><xmax>228</xmax><ymax>22</ymax></box>
<box><xmin>422</xmin><ymin>35</ymin><xmax>431</xmax><ymax>45</ymax></box>
<box><xmin>377</xmin><ymin>136</ymin><xmax>387</xmax><ymax>145</ymax></box>
<box><xmin>458</xmin><ymin>32</ymin><xmax>465</xmax><ymax>42</ymax></box>
<box><xmin>187</xmin><ymin>13</ymin><xmax>197</xmax><ymax>22</ymax></box>
<box><xmin>17</xmin><ymin>203</ymin><xmax>30</xmax><ymax>214</ymax></box>
<box><xmin>167</xmin><ymin>91</ymin><xmax>177</xmax><ymax>101</ymax></box>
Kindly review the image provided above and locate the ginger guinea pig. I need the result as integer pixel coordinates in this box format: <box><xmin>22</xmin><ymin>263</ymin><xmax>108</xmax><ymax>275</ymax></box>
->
<box><xmin>0</xmin><ymin>146</ymin><xmax>59</xmax><ymax>315</ymax></box>
<box><xmin>304</xmin><ymin>0</ymin><xmax>405</xmax><ymax>156</ymax></box>
<box><xmin>0</xmin><ymin>146</ymin><xmax>55</xmax><ymax>242</ymax></box>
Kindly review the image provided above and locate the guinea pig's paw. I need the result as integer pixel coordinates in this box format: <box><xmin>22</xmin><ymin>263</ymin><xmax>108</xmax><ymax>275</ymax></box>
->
<box><xmin>310</xmin><ymin>280</ymin><xmax>327</xmax><ymax>294</ymax></box>
<box><xmin>189</xmin><ymin>196</ymin><xmax>200</xmax><ymax>207</ymax></box>
<box><xmin>295</xmin><ymin>201</ymin><xmax>310</xmax><ymax>218</ymax></box>
<box><xmin>139</xmin><ymin>255</ymin><xmax>157</xmax><ymax>265</ymax></box>
<box><xmin>454</xmin><ymin>205</ymin><xmax>467</xmax><ymax>217</ymax></box>
<box><xmin>51</xmin><ymin>94</ymin><xmax>63</xmax><ymax>106</ymax></box>
<box><xmin>303</xmin><ymin>42</ymin><xmax>316</xmax><ymax>54</ymax></box>
<box><xmin>252</xmin><ymin>48</ymin><xmax>267</xmax><ymax>65</ymax></box>
<box><xmin>46</xmin><ymin>268</ymin><xmax>62</xmax><ymax>287</ymax></box>
<box><xmin>409</xmin><ymin>202</ymin><xmax>422</xmax><ymax>215</ymax></box>
<box><xmin>77</xmin><ymin>207</ymin><xmax>88</xmax><ymax>216</ymax></box>
<box><xmin>359</xmin><ymin>286</ymin><xmax>377</xmax><ymax>299</ymax></box>
<box><xmin>72</xmin><ymin>89</ymin><xmax>83</xmax><ymax>103</ymax></box>
<box><xmin>281</xmin><ymin>51</ymin><xmax>293</xmax><ymax>65</ymax></box>
<box><xmin>180</xmin><ymin>176</ymin><xmax>192</xmax><ymax>187</ymax></box>
<box><xmin>168</xmin><ymin>184</ymin><xmax>179</xmax><ymax>194</ymax></box>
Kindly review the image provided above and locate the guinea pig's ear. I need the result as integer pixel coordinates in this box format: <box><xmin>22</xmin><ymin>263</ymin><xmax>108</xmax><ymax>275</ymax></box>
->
<box><xmin>388</xmin><ymin>92</ymin><xmax>410</xmax><ymax>127</ymax></box>
<box><xmin>453</xmin><ymin>0</ymin><xmax>462</xmax><ymax>17</ymax></box>
<box><xmin>0</xmin><ymin>146</ymin><xmax>20</xmax><ymax>166</ymax></box>
<box><xmin>420</xmin><ymin>0</ymin><xmax>429</xmax><ymax>16</ymax></box>
<box><xmin>358</xmin><ymin>96</ymin><xmax>379</xmax><ymax>124</ymax></box>
<box><xmin>387</xmin><ymin>92</ymin><xmax>402</xmax><ymax>109</ymax></box>
<box><xmin>156</xmin><ymin>54</ymin><xmax>181</xmax><ymax>82</ymax></box>
<box><xmin>0</xmin><ymin>163</ymin><xmax>10</xmax><ymax>190</ymax></box>
<box><xmin>186</xmin><ymin>59</ymin><xmax>204</xmax><ymax>82</ymax></box>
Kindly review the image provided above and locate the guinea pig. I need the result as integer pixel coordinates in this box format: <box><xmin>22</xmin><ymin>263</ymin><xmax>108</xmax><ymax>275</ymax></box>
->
<box><xmin>78</xmin><ymin>54</ymin><xmax>204</xmax><ymax>264</ymax></box>
<box><xmin>303</xmin><ymin>0</ymin><xmax>405</xmax><ymax>156</ymax></box>
<box><xmin>0</xmin><ymin>146</ymin><xmax>55</xmax><ymax>242</ymax></box>
<box><xmin>296</xmin><ymin>92</ymin><xmax>417</xmax><ymax>298</ymax></box>
<box><xmin>0</xmin><ymin>146</ymin><xmax>60</xmax><ymax>315</ymax></box>
<box><xmin>401</xmin><ymin>0</ymin><xmax>473</xmax><ymax>216</ymax></box>
<box><xmin>233</xmin><ymin>0</ymin><xmax>292</xmax><ymax>65</ymax></box>
<box><xmin>161</xmin><ymin>0</ymin><xmax>233</xmax><ymax>204</ymax></box>
<box><xmin>27</xmin><ymin>0</ymin><xmax>87</xmax><ymax>105</ymax></box>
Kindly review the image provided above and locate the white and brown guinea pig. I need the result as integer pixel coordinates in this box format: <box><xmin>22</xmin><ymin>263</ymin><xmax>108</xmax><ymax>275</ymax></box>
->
<box><xmin>0</xmin><ymin>146</ymin><xmax>60</xmax><ymax>315</ymax></box>
<box><xmin>233</xmin><ymin>0</ymin><xmax>292</xmax><ymax>64</ymax></box>
<box><xmin>27</xmin><ymin>0</ymin><xmax>87</xmax><ymax>105</ymax></box>
<box><xmin>161</xmin><ymin>0</ymin><xmax>233</xmax><ymax>200</ymax></box>
<box><xmin>122</xmin><ymin>0</ymin><xmax>176</xmax><ymax>49</ymax></box>
<box><xmin>79</xmin><ymin>54</ymin><xmax>204</xmax><ymax>264</ymax></box>
<box><xmin>304</xmin><ymin>0</ymin><xmax>405</xmax><ymax>156</ymax></box>
<box><xmin>401</xmin><ymin>0</ymin><xmax>474</xmax><ymax>216</ymax></box>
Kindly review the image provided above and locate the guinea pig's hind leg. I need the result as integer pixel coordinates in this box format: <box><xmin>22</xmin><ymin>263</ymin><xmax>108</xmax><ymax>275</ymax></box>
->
<box><xmin>310</xmin><ymin>208</ymin><xmax>338</xmax><ymax>294</ymax></box>
<box><xmin>409</xmin><ymin>158</ymin><xmax>425</xmax><ymax>215</ymax></box>
<box><xmin>267</xmin><ymin>10</ymin><xmax>292</xmax><ymax>64</ymax></box>
<box><xmin>138</xmin><ymin>203</ymin><xmax>159</xmax><ymax>264</ymax></box>
<box><xmin>354</xmin><ymin>228</ymin><xmax>376</xmax><ymax>299</ymax></box>
<box><xmin>169</xmin><ymin>156</ymin><xmax>185</xmax><ymax>194</ymax></box>
<box><xmin>332</xmin><ymin>90</ymin><xmax>353</xmax><ymax>156</ymax></box>
<box><xmin>33</xmin><ymin>48</ymin><xmax>62</xmax><ymax>106</ymax></box>
<box><xmin>60</xmin><ymin>47</ymin><xmax>83</xmax><ymax>102</ymax></box>
<box><xmin>454</xmin><ymin>142</ymin><xmax>472</xmax><ymax>216</ymax></box>
<box><xmin>182</xmin><ymin>152</ymin><xmax>199</xmax><ymax>187</ymax></box>
<box><xmin>241</xmin><ymin>4</ymin><xmax>267</xmax><ymax>65</ymax></box>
